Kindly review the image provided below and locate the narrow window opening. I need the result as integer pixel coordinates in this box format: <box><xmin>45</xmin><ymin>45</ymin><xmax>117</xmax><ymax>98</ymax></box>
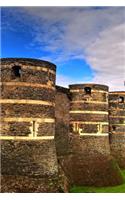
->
<box><xmin>33</xmin><ymin>121</ymin><xmax>36</xmax><ymax>137</ymax></box>
<box><xmin>112</xmin><ymin>126</ymin><xmax>116</xmax><ymax>131</ymax></box>
<box><xmin>84</xmin><ymin>87</ymin><xmax>91</xmax><ymax>95</ymax></box>
<box><xmin>109</xmin><ymin>132</ymin><xmax>112</xmax><ymax>144</ymax></box>
<box><xmin>12</xmin><ymin>66</ymin><xmax>21</xmax><ymax>78</ymax></box>
<box><xmin>118</xmin><ymin>96</ymin><xmax>124</xmax><ymax>103</ymax></box>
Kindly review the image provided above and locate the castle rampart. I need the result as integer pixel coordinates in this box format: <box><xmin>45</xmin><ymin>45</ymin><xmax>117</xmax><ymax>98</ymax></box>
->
<box><xmin>0</xmin><ymin>58</ymin><xmax>125</xmax><ymax>192</ymax></box>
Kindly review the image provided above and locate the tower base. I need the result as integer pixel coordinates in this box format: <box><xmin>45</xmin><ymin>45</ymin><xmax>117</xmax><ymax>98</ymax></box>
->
<box><xmin>59</xmin><ymin>134</ymin><xmax>123</xmax><ymax>187</ymax></box>
<box><xmin>110</xmin><ymin>134</ymin><xmax>125</xmax><ymax>169</ymax></box>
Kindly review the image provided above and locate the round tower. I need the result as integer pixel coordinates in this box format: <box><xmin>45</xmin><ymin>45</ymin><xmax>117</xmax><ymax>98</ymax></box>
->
<box><xmin>0</xmin><ymin>58</ymin><xmax>59</xmax><ymax>192</ymax></box>
<box><xmin>64</xmin><ymin>84</ymin><xmax>123</xmax><ymax>186</ymax></box>
<box><xmin>69</xmin><ymin>84</ymin><xmax>109</xmax><ymax>135</ymax></box>
<box><xmin>109</xmin><ymin>91</ymin><xmax>125</xmax><ymax>168</ymax></box>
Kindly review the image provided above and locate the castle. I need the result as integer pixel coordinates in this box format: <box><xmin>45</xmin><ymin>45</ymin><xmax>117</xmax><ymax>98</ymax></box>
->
<box><xmin>0</xmin><ymin>58</ymin><xmax>125</xmax><ymax>192</ymax></box>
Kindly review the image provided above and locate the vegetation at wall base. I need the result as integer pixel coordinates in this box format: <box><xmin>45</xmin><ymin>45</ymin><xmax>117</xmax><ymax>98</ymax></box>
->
<box><xmin>70</xmin><ymin>170</ymin><xmax>125</xmax><ymax>193</ymax></box>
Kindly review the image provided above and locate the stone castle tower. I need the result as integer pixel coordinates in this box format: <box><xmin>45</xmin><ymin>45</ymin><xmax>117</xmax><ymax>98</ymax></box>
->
<box><xmin>56</xmin><ymin>84</ymin><xmax>123</xmax><ymax>186</ymax></box>
<box><xmin>0</xmin><ymin>58</ymin><xmax>60</xmax><ymax>192</ymax></box>
<box><xmin>0</xmin><ymin>58</ymin><xmax>125</xmax><ymax>192</ymax></box>
<box><xmin>109</xmin><ymin>91</ymin><xmax>125</xmax><ymax>168</ymax></box>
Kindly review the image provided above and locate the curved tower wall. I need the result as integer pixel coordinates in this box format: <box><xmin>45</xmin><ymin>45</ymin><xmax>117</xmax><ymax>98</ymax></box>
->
<box><xmin>64</xmin><ymin>84</ymin><xmax>123</xmax><ymax>186</ymax></box>
<box><xmin>0</xmin><ymin>58</ymin><xmax>59</xmax><ymax>192</ymax></box>
<box><xmin>69</xmin><ymin>84</ymin><xmax>109</xmax><ymax>135</ymax></box>
<box><xmin>109</xmin><ymin>92</ymin><xmax>125</xmax><ymax>169</ymax></box>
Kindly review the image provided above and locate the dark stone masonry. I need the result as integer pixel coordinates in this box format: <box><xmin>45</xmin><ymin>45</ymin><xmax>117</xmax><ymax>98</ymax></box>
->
<box><xmin>55</xmin><ymin>86</ymin><xmax>70</xmax><ymax>156</ymax></box>
<box><xmin>0</xmin><ymin>58</ymin><xmax>125</xmax><ymax>192</ymax></box>
<box><xmin>0</xmin><ymin>58</ymin><xmax>67</xmax><ymax>192</ymax></box>
<box><xmin>58</xmin><ymin>84</ymin><xmax>123</xmax><ymax>186</ymax></box>
<box><xmin>109</xmin><ymin>92</ymin><xmax>125</xmax><ymax>169</ymax></box>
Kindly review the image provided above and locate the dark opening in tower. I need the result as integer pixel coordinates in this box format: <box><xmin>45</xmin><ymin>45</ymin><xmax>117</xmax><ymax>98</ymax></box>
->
<box><xmin>84</xmin><ymin>87</ymin><xmax>91</xmax><ymax>95</ymax></box>
<box><xmin>118</xmin><ymin>96</ymin><xmax>124</xmax><ymax>103</ymax></box>
<box><xmin>12</xmin><ymin>66</ymin><xmax>21</xmax><ymax>78</ymax></box>
<box><xmin>112</xmin><ymin>125</ymin><xmax>116</xmax><ymax>131</ymax></box>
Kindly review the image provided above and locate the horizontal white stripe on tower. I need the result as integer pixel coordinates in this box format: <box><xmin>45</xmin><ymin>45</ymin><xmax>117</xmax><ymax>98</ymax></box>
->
<box><xmin>110</xmin><ymin>124</ymin><xmax>125</xmax><ymax>126</ymax></box>
<box><xmin>70</xmin><ymin>89</ymin><xmax>108</xmax><ymax>94</ymax></box>
<box><xmin>0</xmin><ymin>99</ymin><xmax>55</xmax><ymax>106</ymax></box>
<box><xmin>69</xmin><ymin>110</ymin><xmax>108</xmax><ymax>114</ymax></box>
<box><xmin>0</xmin><ymin>82</ymin><xmax>55</xmax><ymax>90</ymax></box>
<box><xmin>79</xmin><ymin>133</ymin><xmax>109</xmax><ymax>136</ymax></box>
<box><xmin>110</xmin><ymin>116</ymin><xmax>125</xmax><ymax>118</ymax></box>
<box><xmin>70</xmin><ymin>121</ymin><xmax>108</xmax><ymax>125</ymax></box>
<box><xmin>110</xmin><ymin>92</ymin><xmax>125</xmax><ymax>95</ymax></box>
<box><xmin>71</xmin><ymin>100</ymin><xmax>108</xmax><ymax>104</ymax></box>
<box><xmin>0</xmin><ymin>136</ymin><xmax>54</xmax><ymax>140</ymax></box>
<box><xmin>1</xmin><ymin>117</ymin><xmax>55</xmax><ymax>123</ymax></box>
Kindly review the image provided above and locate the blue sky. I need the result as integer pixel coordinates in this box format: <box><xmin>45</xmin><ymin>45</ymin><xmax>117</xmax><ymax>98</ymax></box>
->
<box><xmin>1</xmin><ymin>7</ymin><xmax>125</xmax><ymax>90</ymax></box>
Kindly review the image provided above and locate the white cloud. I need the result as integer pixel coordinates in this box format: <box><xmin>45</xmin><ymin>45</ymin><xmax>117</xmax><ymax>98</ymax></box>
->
<box><xmin>2</xmin><ymin>7</ymin><xmax>125</xmax><ymax>91</ymax></box>
<box><xmin>86</xmin><ymin>23</ymin><xmax>125</xmax><ymax>91</ymax></box>
<box><xmin>56</xmin><ymin>74</ymin><xmax>74</xmax><ymax>88</ymax></box>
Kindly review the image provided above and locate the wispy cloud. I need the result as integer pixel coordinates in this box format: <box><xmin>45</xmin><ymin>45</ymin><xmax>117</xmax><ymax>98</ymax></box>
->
<box><xmin>86</xmin><ymin>23</ymin><xmax>125</xmax><ymax>91</ymax></box>
<box><xmin>2</xmin><ymin>7</ymin><xmax>125</xmax><ymax>91</ymax></box>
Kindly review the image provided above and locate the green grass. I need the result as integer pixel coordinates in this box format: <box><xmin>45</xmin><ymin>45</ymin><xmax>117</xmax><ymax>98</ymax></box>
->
<box><xmin>70</xmin><ymin>170</ymin><xmax>125</xmax><ymax>193</ymax></box>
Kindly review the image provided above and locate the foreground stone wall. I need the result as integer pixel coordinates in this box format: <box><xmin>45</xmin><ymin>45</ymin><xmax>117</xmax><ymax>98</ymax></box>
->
<box><xmin>0</xmin><ymin>58</ymin><xmax>60</xmax><ymax>192</ymax></box>
<box><xmin>109</xmin><ymin>92</ymin><xmax>125</xmax><ymax>169</ymax></box>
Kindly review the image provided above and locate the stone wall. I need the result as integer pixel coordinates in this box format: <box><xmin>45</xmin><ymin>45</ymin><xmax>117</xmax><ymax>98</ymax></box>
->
<box><xmin>109</xmin><ymin>92</ymin><xmax>125</xmax><ymax>169</ymax></box>
<box><xmin>55</xmin><ymin>86</ymin><xmax>70</xmax><ymax>156</ymax></box>
<box><xmin>1</xmin><ymin>58</ymin><xmax>125</xmax><ymax>192</ymax></box>
<box><xmin>60</xmin><ymin>135</ymin><xmax>123</xmax><ymax>186</ymax></box>
<box><xmin>1</xmin><ymin>58</ymin><xmax>56</xmax><ymax>138</ymax></box>
<box><xmin>64</xmin><ymin>84</ymin><xmax>123</xmax><ymax>186</ymax></box>
<box><xmin>69</xmin><ymin>84</ymin><xmax>109</xmax><ymax>136</ymax></box>
<box><xmin>110</xmin><ymin>134</ymin><xmax>125</xmax><ymax>169</ymax></box>
<box><xmin>1</xmin><ymin>139</ymin><xmax>60</xmax><ymax>192</ymax></box>
<box><xmin>0</xmin><ymin>58</ymin><xmax>60</xmax><ymax>192</ymax></box>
